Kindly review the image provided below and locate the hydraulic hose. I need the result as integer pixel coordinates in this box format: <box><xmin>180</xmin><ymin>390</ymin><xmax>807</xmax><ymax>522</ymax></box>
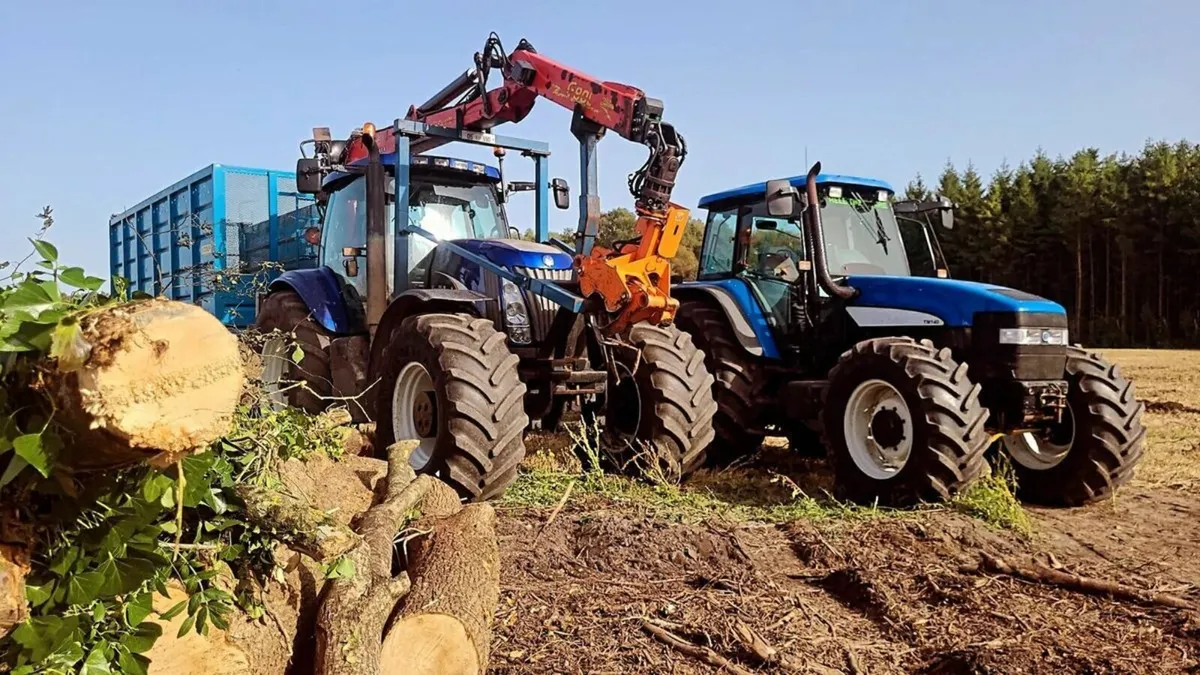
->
<box><xmin>803</xmin><ymin>162</ymin><xmax>857</xmax><ymax>301</ymax></box>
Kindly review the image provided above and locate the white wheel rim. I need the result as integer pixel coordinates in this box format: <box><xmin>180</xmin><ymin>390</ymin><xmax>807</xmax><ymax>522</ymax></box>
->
<box><xmin>843</xmin><ymin>379</ymin><xmax>914</xmax><ymax>480</ymax></box>
<box><xmin>392</xmin><ymin>362</ymin><xmax>437</xmax><ymax>470</ymax></box>
<box><xmin>1003</xmin><ymin>404</ymin><xmax>1075</xmax><ymax>470</ymax></box>
<box><xmin>260</xmin><ymin>336</ymin><xmax>289</xmax><ymax>411</ymax></box>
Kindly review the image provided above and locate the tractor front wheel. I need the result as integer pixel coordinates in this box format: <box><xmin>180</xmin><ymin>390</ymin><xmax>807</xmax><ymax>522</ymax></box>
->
<box><xmin>254</xmin><ymin>290</ymin><xmax>333</xmax><ymax>413</ymax></box>
<box><xmin>1000</xmin><ymin>346</ymin><xmax>1145</xmax><ymax>506</ymax></box>
<box><xmin>602</xmin><ymin>324</ymin><xmax>717</xmax><ymax>483</ymax></box>
<box><xmin>823</xmin><ymin>337</ymin><xmax>989</xmax><ymax>507</ymax></box>
<box><xmin>375</xmin><ymin>313</ymin><xmax>529</xmax><ymax>502</ymax></box>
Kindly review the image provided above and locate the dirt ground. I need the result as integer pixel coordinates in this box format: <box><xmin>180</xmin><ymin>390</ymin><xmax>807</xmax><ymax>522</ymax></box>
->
<box><xmin>489</xmin><ymin>349</ymin><xmax>1200</xmax><ymax>674</ymax></box>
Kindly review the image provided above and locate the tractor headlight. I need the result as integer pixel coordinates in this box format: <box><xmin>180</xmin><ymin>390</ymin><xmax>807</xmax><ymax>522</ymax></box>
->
<box><xmin>998</xmin><ymin>327</ymin><xmax>1068</xmax><ymax>346</ymax></box>
<box><xmin>501</xmin><ymin>279</ymin><xmax>532</xmax><ymax>344</ymax></box>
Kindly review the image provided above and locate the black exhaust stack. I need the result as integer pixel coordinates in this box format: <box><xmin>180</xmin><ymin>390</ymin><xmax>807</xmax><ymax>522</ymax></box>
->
<box><xmin>803</xmin><ymin>162</ymin><xmax>857</xmax><ymax>301</ymax></box>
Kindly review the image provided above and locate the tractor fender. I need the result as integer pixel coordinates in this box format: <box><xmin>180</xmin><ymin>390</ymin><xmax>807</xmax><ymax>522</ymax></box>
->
<box><xmin>365</xmin><ymin>288</ymin><xmax>493</xmax><ymax>401</ymax></box>
<box><xmin>268</xmin><ymin>267</ymin><xmax>364</xmax><ymax>334</ymax></box>
<box><xmin>673</xmin><ymin>283</ymin><xmax>770</xmax><ymax>358</ymax></box>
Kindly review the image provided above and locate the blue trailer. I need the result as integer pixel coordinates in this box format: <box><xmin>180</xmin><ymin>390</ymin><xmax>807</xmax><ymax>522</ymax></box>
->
<box><xmin>108</xmin><ymin>164</ymin><xmax>320</xmax><ymax>328</ymax></box>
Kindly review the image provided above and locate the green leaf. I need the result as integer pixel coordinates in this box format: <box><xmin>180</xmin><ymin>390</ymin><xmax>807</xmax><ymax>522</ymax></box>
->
<box><xmin>177</xmin><ymin>612</ymin><xmax>196</xmax><ymax>638</ymax></box>
<box><xmin>59</xmin><ymin>267</ymin><xmax>106</xmax><ymax>291</ymax></box>
<box><xmin>125</xmin><ymin>591</ymin><xmax>154</xmax><ymax>627</ymax></box>
<box><xmin>81</xmin><ymin>641</ymin><xmax>113</xmax><ymax>675</ymax></box>
<box><xmin>96</xmin><ymin>555</ymin><xmax>156</xmax><ymax>597</ymax></box>
<box><xmin>1</xmin><ymin>455</ymin><xmax>29</xmax><ymax>486</ymax></box>
<box><xmin>180</xmin><ymin>452</ymin><xmax>217</xmax><ymax>507</ymax></box>
<box><xmin>117</xmin><ymin>650</ymin><xmax>151</xmax><ymax>675</ymax></box>
<box><xmin>291</xmin><ymin>343</ymin><xmax>304</xmax><ymax>364</ymax></box>
<box><xmin>66</xmin><ymin>569</ymin><xmax>105</xmax><ymax>605</ymax></box>
<box><xmin>25</xmin><ymin>579</ymin><xmax>54</xmax><ymax>608</ymax></box>
<box><xmin>2</xmin><ymin>282</ymin><xmax>55</xmax><ymax>314</ymax></box>
<box><xmin>13</xmin><ymin>433</ymin><xmax>53</xmax><ymax>478</ymax></box>
<box><xmin>326</xmin><ymin>556</ymin><xmax>356</xmax><ymax>580</ymax></box>
<box><xmin>141</xmin><ymin>474</ymin><xmax>175</xmax><ymax>503</ymax></box>
<box><xmin>30</xmin><ymin>238</ymin><xmax>58</xmax><ymax>263</ymax></box>
<box><xmin>115</xmin><ymin>648</ymin><xmax>151</xmax><ymax>672</ymax></box>
<box><xmin>49</xmin><ymin>319</ymin><xmax>90</xmax><ymax>372</ymax></box>
<box><xmin>119</xmin><ymin>621</ymin><xmax>162</xmax><ymax>653</ymax></box>
<box><xmin>48</xmin><ymin>546</ymin><xmax>80</xmax><ymax>577</ymax></box>
<box><xmin>157</xmin><ymin>599</ymin><xmax>187</xmax><ymax>621</ymax></box>
<box><xmin>92</xmin><ymin>601</ymin><xmax>106</xmax><ymax>623</ymax></box>
<box><xmin>0</xmin><ymin>320</ymin><xmax>55</xmax><ymax>353</ymax></box>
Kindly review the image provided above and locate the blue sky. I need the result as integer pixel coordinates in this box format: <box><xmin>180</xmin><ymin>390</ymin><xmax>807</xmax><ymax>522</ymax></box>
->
<box><xmin>1</xmin><ymin>0</ymin><xmax>1197</xmax><ymax>274</ymax></box>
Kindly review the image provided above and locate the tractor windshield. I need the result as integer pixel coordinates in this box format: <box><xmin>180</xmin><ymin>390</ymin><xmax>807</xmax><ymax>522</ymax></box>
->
<box><xmin>820</xmin><ymin>192</ymin><xmax>911</xmax><ymax>277</ymax></box>
<box><xmin>404</xmin><ymin>181</ymin><xmax>510</xmax><ymax>240</ymax></box>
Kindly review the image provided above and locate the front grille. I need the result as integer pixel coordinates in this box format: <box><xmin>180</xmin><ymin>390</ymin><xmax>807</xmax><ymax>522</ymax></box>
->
<box><xmin>514</xmin><ymin>266</ymin><xmax>574</xmax><ymax>341</ymax></box>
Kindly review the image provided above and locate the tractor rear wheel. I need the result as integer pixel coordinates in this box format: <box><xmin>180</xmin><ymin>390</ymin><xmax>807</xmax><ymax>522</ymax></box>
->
<box><xmin>674</xmin><ymin>300</ymin><xmax>766</xmax><ymax>466</ymax></box>
<box><xmin>603</xmin><ymin>324</ymin><xmax>717</xmax><ymax>483</ymax></box>
<box><xmin>254</xmin><ymin>290</ymin><xmax>333</xmax><ymax>413</ymax></box>
<box><xmin>823</xmin><ymin>337</ymin><xmax>989</xmax><ymax>506</ymax></box>
<box><xmin>375</xmin><ymin>313</ymin><xmax>528</xmax><ymax>502</ymax></box>
<box><xmin>1001</xmin><ymin>346</ymin><xmax>1145</xmax><ymax>506</ymax></box>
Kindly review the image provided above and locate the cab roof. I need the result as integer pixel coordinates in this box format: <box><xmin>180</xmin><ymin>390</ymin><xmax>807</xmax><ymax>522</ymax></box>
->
<box><xmin>698</xmin><ymin>173</ymin><xmax>895</xmax><ymax>210</ymax></box>
<box><xmin>323</xmin><ymin>153</ymin><xmax>501</xmax><ymax>188</ymax></box>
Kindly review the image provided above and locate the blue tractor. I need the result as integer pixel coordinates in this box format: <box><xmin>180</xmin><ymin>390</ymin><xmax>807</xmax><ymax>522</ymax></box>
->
<box><xmin>672</xmin><ymin>162</ymin><xmax>1145</xmax><ymax>507</ymax></box>
<box><xmin>252</xmin><ymin>35</ymin><xmax>717</xmax><ymax>502</ymax></box>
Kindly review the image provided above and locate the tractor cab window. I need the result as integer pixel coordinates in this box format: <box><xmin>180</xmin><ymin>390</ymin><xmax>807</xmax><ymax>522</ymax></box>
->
<box><xmin>738</xmin><ymin>206</ymin><xmax>806</xmax><ymax>329</ymax></box>
<box><xmin>819</xmin><ymin>192</ymin><xmax>911</xmax><ymax>277</ymax></box>
<box><xmin>748</xmin><ymin>216</ymin><xmax>805</xmax><ymax>283</ymax></box>
<box><xmin>895</xmin><ymin>216</ymin><xmax>937</xmax><ymax>277</ymax></box>
<box><xmin>699</xmin><ymin>208</ymin><xmax>738</xmax><ymax>278</ymax></box>
<box><xmin>321</xmin><ymin>175</ymin><xmax>368</xmax><ymax>295</ymax></box>
<box><xmin>320</xmin><ymin>174</ymin><xmax>510</xmax><ymax>292</ymax></box>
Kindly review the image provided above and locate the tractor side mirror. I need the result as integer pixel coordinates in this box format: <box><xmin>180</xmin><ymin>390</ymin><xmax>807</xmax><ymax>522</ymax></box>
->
<box><xmin>937</xmin><ymin>195</ymin><xmax>955</xmax><ymax>229</ymax></box>
<box><xmin>303</xmin><ymin>226</ymin><xmax>321</xmax><ymax>246</ymax></box>
<box><xmin>296</xmin><ymin>158</ymin><xmax>323</xmax><ymax>195</ymax></box>
<box><xmin>765</xmin><ymin>179</ymin><xmax>799</xmax><ymax>217</ymax></box>
<box><xmin>551</xmin><ymin>178</ymin><xmax>570</xmax><ymax>210</ymax></box>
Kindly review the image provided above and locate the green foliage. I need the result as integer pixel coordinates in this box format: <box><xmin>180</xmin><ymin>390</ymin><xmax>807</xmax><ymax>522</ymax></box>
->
<box><xmin>0</xmin><ymin>229</ymin><xmax>347</xmax><ymax>672</ymax></box>
<box><xmin>950</xmin><ymin>461</ymin><xmax>1031</xmax><ymax>535</ymax></box>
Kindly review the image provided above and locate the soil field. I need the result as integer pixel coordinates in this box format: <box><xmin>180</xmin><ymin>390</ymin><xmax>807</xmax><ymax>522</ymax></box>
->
<box><xmin>489</xmin><ymin>349</ymin><xmax>1200</xmax><ymax>674</ymax></box>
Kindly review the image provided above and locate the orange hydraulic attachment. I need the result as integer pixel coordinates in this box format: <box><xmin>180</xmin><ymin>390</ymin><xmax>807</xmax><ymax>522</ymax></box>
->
<box><xmin>576</xmin><ymin>203</ymin><xmax>690</xmax><ymax>336</ymax></box>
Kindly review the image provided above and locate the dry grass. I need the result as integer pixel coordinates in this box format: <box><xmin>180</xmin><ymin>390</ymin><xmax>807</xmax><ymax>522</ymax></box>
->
<box><xmin>1099</xmin><ymin>348</ymin><xmax>1200</xmax><ymax>489</ymax></box>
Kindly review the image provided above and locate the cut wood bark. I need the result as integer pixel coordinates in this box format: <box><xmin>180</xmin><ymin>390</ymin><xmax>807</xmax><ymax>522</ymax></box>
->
<box><xmin>380</xmin><ymin>502</ymin><xmax>499</xmax><ymax>675</ymax></box>
<box><xmin>314</xmin><ymin>440</ymin><xmax>492</xmax><ymax>675</ymax></box>
<box><xmin>0</xmin><ymin>544</ymin><xmax>29</xmax><ymax>639</ymax></box>
<box><xmin>47</xmin><ymin>298</ymin><xmax>243</xmax><ymax>471</ymax></box>
<box><xmin>236</xmin><ymin>484</ymin><xmax>359</xmax><ymax>563</ymax></box>
<box><xmin>968</xmin><ymin>551</ymin><xmax>1198</xmax><ymax>611</ymax></box>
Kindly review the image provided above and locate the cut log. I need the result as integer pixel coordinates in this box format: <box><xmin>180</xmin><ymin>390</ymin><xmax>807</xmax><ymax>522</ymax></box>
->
<box><xmin>48</xmin><ymin>298</ymin><xmax>244</xmax><ymax>471</ymax></box>
<box><xmin>380</xmin><ymin>503</ymin><xmax>500</xmax><ymax>675</ymax></box>
<box><xmin>0</xmin><ymin>544</ymin><xmax>29</xmax><ymax>639</ymax></box>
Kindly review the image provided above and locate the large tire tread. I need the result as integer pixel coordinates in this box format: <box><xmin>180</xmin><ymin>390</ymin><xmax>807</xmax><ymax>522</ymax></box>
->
<box><xmin>1011</xmin><ymin>346</ymin><xmax>1145</xmax><ymax>506</ymax></box>
<box><xmin>674</xmin><ymin>301</ymin><xmax>767</xmax><ymax>465</ymax></box>
<box><xmin>377</xmin><ymin>313</ymin><xmax>528</xmax><ymax>502</ymax></box>
<box><xmin>253</xmin><ymin>290</ymin><xmax>333</xmax><ymax>413</ymax></box>
<box><xmin>608</xmin><ymin>323</ymin><xmax>718</xmax><ymax>481</ymax></box>
<box><xmin>823</xmin><ymin>337</ymin><xmax>990</xmax><ymax>506</ymax></box>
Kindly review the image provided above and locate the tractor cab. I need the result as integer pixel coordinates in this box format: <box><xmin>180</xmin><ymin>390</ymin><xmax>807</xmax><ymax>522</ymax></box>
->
<box><xmin>316</xmin><ymin>153</ymin><xmax>571</xmax><ymax>298</ymax></box>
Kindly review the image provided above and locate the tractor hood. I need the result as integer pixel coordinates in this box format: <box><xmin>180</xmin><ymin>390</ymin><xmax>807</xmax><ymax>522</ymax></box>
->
<box><xmin>449</xmin><ymin>238</ymin><xmax>574</xmax><ymax>271</ymax></box>
<box><xmin>844</xmin><ymin>276</ymin><xmax>1066</xmax><ymax>328</ymax></box>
